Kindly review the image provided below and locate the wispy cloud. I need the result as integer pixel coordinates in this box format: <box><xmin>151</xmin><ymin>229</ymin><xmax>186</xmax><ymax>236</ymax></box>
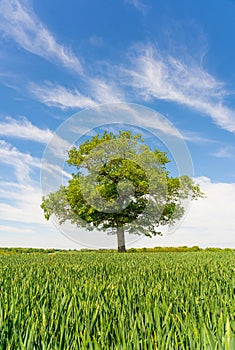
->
<box><xmin>0</xmin><ymin>1</ymin><xmax>124</xmax><ymax>109</ymax></box>
<box><xmin>30</xmin><ymin>79</ymin><xmax>124</xmax><ymax>109</ymax></box>
<box><xmin>0</xmin><ymin>116</ymin><xmax>53</xmax><ymax>143</ymax></box>
<box><xmin>0</xmin><ymin>182</ymin><xmax>46</xmax><ymax>224</ymax></box>
<box><xmin>212</xmin><ymin>146</ymin><xmax>235</xmax><ymax>159</ymax></box>
<box><xmin>0</xmin><ymin>116</ymin><xmax>73</xmax><ymax>160</ymax></box>
<box><xmin>124</xmin><ymin>0</ymin><xmax>147</xmax><ymax>13</ymax></box>
<box><xmin>123</xmin><ymin>45</ymin><xmax>235</xmax><ymax>133</ymax></box>
<box><xmin>0</xmin><ymin>0</ymin><xmax>83</xmax><ymax>74</ymax></box>
<box><xmin>30</xmin><ymin>82</ymin><xmax>97</xmax><ymax>109</ymax></box>
<box><xmin>0</xmin><ymin>139</ymin><xmax>71</xmax><ymax>182</ymax></box>
<box><xmin>0</xmin><ymin>140</ymin><xmax>41</xmax><ymax>183</ymax></box>
<box><xmin>0</xmin><ymin>141</ymin><xmax>71</xmax><ymax>226</ymax></box>
<box><xmin>89</xmin><ymin>78</ymin><xmax>124</xmax><ymax>104</ymax></box>
<box><xmin>182</xmin><ymin>130</ymin><xmax>216</xmax><ymax>144</ymax></box>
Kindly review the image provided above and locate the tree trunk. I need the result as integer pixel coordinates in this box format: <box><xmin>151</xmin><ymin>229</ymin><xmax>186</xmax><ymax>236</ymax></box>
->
<box><xmin>117</xmin><ymin>227</ymin><xmax>126</xmax><ymax>252</ymax></box>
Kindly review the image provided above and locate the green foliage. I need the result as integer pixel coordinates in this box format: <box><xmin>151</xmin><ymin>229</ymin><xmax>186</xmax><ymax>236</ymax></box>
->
<box><xmin>0</xmin><ymin>252</ymin><xmax>234</xmax><ymax>348</ymax></box>
<box><xmin>0</xmin><ymin>247</ymin><xmax>58</xmax><ymax>254</ymax></box>
<box><xmin>41</xmin><ymin>130</ymin><xmax>204</xmax><ymax>247</ymax></box>
<box><xmin>0</xmin><ymin>246</ymin><xmax>233</xmax><ymax>255</ymax></box>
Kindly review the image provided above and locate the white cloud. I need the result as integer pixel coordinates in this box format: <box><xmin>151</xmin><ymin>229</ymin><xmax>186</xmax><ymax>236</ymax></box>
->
<box><xmin>0</xmin><ymin>116</ymin><xmax>53</xmax><ymax>143</ymax></box>
<box><xmin>0</xmin><ymin>140</ymin><xmax>72</xmax><ymax>227</ymax></box>
<box><xmin>30</xmin><ymin>79</ymin><xmax>124</xmax><ymax>109</ymax></box>
<box><xmin>131</xmin><ymin>176</ymin><xmax>235</xmax><ymax>248</ymax></box>
<box><xmin>0</xmin><ymin>139</ymin><xmax>71</xmax><ymax>183</ymax></box>
<box><xmin>0</xmin><ymin>140</ymin><xmax>41</xmax><ymax>182</ymax></box>
<box><xmin>0</xmin><ymin>223</ymin><xmax>80</xmax><ymax>248</ymax></box>
<box><xmin>0</xmin><ymin>178</ymin><xmax>45</xmax><ymax>224</ymax></box>
<box><xmin>0</xmin><ymin>116</ymin><xmax>76</xmax><ymax>215</ymax></box>
<box><xmin>0</xmin><ymin>173</ymin><xmax>63</xmax><ymax>229</ymax></box>
<box><xmin>0</xmin><ymin>116</ymin><xmax>73</xmax><ymax>160</ymax></box>
<box><xmin>0</xmin><ymin>1</ymin><xmax>124</xmax><ymax>110</ymax></box>
<box><xmin>182</xmin><ymin>130</ymin><xmax>216</xmax><ymax>144</ymax></box>
<box><xmin>30</xmin><ymin>82</ymin><xmax>96</xmax><ymax>109</ymax></box>
<box><xmin>212</xmin><ymin>146</ymin><xmax>235</xmax><ymax>159</ymax></box>
<box><xmin>0</xmin><ymin>225</ymin><xmax>34</xmax><ymax>234</ymax></box>
<box><xmin>124</xmin><ymin>0</ymin><xmax>146</xmax><ymax>13</ymax></box>
<box><xmin>1</xmin><ymin>1</ymin><xmax>234</xmax><ymax>138</ymax></box>
<box><xmin>0</xmin><ymin>0</ymin><xmax>83</xmax><ymax>74</ymax></box>
<box><xmin>101</xmin><ymin>103</ymin><xmax>182</xmax><ymax>137</ymax></box>
<box><xmin>179</xmin><ymin>176</ymin><xmax>235</xmax><ymax>244</ymax></box>
<box><xmin>123</xmin><ymin>45</ymin><xmax>235</xmax><ymax>133</ymax></box>
<box><xmin>89</xmin><ymin>78</ymin><xmax>125</xmax><ymax>104</ymax></box>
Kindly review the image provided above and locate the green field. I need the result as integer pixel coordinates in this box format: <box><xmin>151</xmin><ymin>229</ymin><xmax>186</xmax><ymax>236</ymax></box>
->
<box><xmin>0</xmin><ymin>252</ymin><xmax>235</xmax><ymax>349</ymax></box>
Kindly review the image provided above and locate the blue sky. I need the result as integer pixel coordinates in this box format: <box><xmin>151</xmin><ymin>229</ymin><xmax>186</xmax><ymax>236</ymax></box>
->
<box><xmin>0</xmin><ymin>0</ymin><xmax>235</xmax><ymax>249</ymax></box>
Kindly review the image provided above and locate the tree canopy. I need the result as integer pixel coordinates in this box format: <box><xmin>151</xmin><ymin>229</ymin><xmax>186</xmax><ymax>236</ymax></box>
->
<box><xmin>41</xmin><ymin>130</ymin><xmax>204</xmax><ymax>252</ymax></box>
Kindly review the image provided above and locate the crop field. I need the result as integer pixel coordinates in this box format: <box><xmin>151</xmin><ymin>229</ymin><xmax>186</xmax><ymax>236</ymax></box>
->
<box><xmin>0</xmin><ymin>251</ymin><xmax>235</xmax><ymax>349</ymax></box>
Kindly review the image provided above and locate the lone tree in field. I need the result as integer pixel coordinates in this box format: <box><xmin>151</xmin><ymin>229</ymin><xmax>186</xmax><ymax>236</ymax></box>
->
<box><xmin>41</xmin><ymin>131</ymin><xmax>204</xmax><ymax>252</ymax></box>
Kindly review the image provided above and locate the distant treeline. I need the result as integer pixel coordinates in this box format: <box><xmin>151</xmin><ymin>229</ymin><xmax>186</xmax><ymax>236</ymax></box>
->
<box><xmin>0</xmin><ymin>246</ymin><xmax>234</xmax><ymax>254</ymax></box>
<box><xmin>81</xmin><ymin>246</ymin><xmax>234</xmax><ymax>253</ymax></box>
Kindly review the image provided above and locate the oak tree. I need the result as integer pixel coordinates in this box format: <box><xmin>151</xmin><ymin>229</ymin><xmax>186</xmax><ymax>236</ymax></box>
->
<box><xmin>41</xmin><ymin>131</ymin><xmax>204</xmax><ymax>252</ymax></box>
